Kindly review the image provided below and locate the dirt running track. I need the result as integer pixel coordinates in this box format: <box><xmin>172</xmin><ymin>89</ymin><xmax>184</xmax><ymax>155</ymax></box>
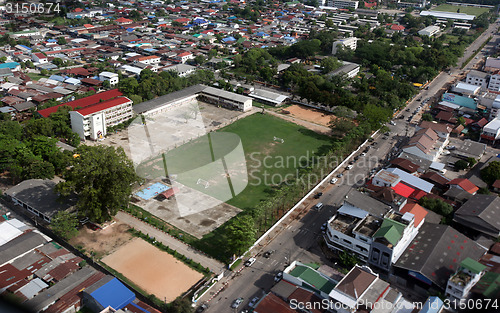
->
<box><xmin>102</xmin><ymin>238</ymin><xmax>203</xmax><ymax>302</ymax></box>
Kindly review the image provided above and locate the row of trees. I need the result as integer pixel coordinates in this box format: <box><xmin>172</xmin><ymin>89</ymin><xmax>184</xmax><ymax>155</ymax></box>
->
<box><xmin>118</xmin><ymin>69</ymin><xmax>214</xmax><ymax>102</ymax></box>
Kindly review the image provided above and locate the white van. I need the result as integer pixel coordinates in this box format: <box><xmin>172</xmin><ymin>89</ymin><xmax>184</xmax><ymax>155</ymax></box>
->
<box><xmin>314</xmin><ymin>203</ymin><xmax>324</xmax><ymax>211</ymax></box>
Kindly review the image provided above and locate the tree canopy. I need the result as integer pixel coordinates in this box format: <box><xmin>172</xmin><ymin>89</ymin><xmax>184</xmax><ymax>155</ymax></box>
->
<box><xmin>56</xmin><ymin>145</ymin><xmax>139</xmax><ymax>222</ymax></box>
<box><xmin>225</xmin><ymin>215</ymin><xmax>257</xmax><ymax>255</ymax></box>
<box><xmin>481</xmin><ymin>160</ymin><xmax>500</xmax><ymax>185</ymax></box>
<box><xmin>51</xmin><ymin>211</ymin><xmax>79</xmax><ymax>240</ymax></box>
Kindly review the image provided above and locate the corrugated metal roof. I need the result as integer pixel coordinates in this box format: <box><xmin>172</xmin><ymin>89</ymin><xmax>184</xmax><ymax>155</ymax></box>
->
<box><xmin>18</xmin><ymin>278</ymin><xmax>48</xmax><ymax>299</ymax></box>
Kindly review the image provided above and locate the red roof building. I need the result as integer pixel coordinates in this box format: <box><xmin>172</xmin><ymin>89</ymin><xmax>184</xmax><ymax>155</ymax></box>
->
<box><xmin>68</xmin><ymin>94</ymin><xmax>133</xmax><ymax>141</ymax></box>
<box><xmin>390</xmin><ymin>24</ymin><xmax>405</xmax><ymax>31</ymax></box>
<box><xmin>392</xmin><ymin>182</ymin><xmax>415</xmax><ymax>198</ymax></box>
<box><xmin>37</xmin><ymin>89</ymin><xmax>123</xmax><ymax>118</ymax></box>
<box><xmin>447</xmin><ymin>178</ymin><xmax>479</xmax><ymax>194</ymax></box>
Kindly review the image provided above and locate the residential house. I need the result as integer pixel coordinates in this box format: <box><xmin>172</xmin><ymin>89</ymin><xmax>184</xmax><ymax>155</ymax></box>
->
<box><xmin>328</xmin><ymin>265</ymin><xmax>406</xmax><ymax>313</ymax></box>
<box><xmin>31</xmin><ymin>53</ymin><xmax>48</xmax><ymax>64</ymax></box>
<box><xmin>282</xmin><ymin>261</ymin><xmax>338</xmax><ymax>300</ymax></box>
<box><xmin>163</xmin><ymin>64</ymin><xmax>196</xmax><ymax>77</ymax></box>
<box><xmin>447</xmin><ymin>178</ymin><xmax>478</xmax><ymax>195</ymax></box>
<box><xmin>416</xmin><ymin>121</ymin><xmax>452</xmax><ymax>140</ymax></box>
<box><xmin>176</xmin><ymin>52</ymin><xmax>193</xmax><ymax>64</ymax></box>
<box><xmin>400</xmin><ymin>128</ymin><xmax>446</xmax><ymax>162</ymax></box>
<box><xmin>99</xmin><ymin>71</ymin><xmax>119</xmax><ymax>86</ymax></box>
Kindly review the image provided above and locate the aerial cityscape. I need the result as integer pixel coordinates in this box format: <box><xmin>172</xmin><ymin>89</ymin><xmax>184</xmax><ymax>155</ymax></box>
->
<box><xmin>0</xmin><ymin>0</ymin><xmax>499</xmax><ymax>313</ymax></box>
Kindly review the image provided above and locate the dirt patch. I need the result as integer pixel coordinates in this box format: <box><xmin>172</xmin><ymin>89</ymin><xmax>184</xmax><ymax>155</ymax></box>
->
<box><xmin>102</xmin><ymin>238</ymin><xmax>203</xmax><ymax>302</ymax></box>
<box><xmin>70</xmin><ymin>221</ymin><xmax>133</xmax><ymax>258</ymax></box>
<box><xmin>285</xmin><ymin>105</ymin><xmax>337</xmax><ymax>127</ymax></box>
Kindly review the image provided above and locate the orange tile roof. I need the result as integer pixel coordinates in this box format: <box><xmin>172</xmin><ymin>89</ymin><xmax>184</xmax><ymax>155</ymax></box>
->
<box><xmin>400</xmin><ymin>202</ymin><xmax>428</xmax><ymax>228</ymax></box>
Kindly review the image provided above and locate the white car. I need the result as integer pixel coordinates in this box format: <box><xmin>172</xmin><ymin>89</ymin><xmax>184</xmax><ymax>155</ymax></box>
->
<box><xmin>244</xmin><ymin>257</ymin><xmax>256</xmax><ymax>267</ymax></box>
<box><xmin>330</xmin><ymin>178</ymin><xmax>338</xmax><ymax>184</ymax></box>
<box><xmin>346</xmin><ymin>165</ymin><xmax>354</xmax><ymax>170</ymax></box>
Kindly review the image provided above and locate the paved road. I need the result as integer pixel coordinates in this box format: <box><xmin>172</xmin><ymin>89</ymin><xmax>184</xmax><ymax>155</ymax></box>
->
<box><xmin>199</xmin><ymin>20</ymin><xmax>500</xmax><ymax>313</ymax></box>
<box><xmin>115</xmin><ymin>211</ymin><xmax>225</xmax><ymax>274</ymax></box>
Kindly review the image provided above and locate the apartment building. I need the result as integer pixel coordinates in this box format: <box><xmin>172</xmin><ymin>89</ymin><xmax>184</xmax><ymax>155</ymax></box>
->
<box><xmin>332</xmin><ymin>37</ymin><xmax>358</xmax><ymax>55</ymax></box>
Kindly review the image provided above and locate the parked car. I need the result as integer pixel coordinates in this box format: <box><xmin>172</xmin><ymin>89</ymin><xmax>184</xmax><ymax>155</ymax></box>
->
<box><xmin>263</xmin><ymin>250</ymin><xmax>275</xmax><ymax>258</ymax></box>
<box><xmin>274</xmin><ymin>272</ymin><xmax>283</xmax><ymax>282</ymax></box>
<box><xmin>337</xmin><ymin>173</ymin><xmax>343</xmax><ymax>178</ymax></box>
<box><xmin>314</xmin><ymin>202</ymin><xmax>324</xmax><ymax>211</ymax></box>
<box><xmin>244</xmin><ymin>258</ymin><xmax>256</xmax><ymax>267</ymax></box>
<box><xmin>314</xmin><ymin>192</ymin><xmax>323</xmax><ymax>199</ymax></box>
<box><xmin>232</xmin><ymin>298</ymin><xmax>244</xmax><ymax>309</ymax></box>
<box><xmin>330</xmin><ymin>178</ymin><xmax>338</xmax><ymax>184</ymax></box>
<box><xmin>446</xmin><ymin>145</ymin><xmax>456</xmax><ymax>150</ymax></box>
<box><xmin>349</xmin><ymin>161</ymin><xmax>354</xmax><ymax>165</ymax></box>
<box><xmin>196</xmin><ymin>304</ymin><xmax>208</xmax><ymax>313</ymax></box>
<box><xmin>249</xmin><ymin>297</ymin><xmax>260</xmax><ymax>308</ymax></box>
<box><xmin>346</xmin><ymin>165</ymin><xmax>354</xmax><ymax>170</ymax></box>
<box><xmin>389</xmin><ymin>121</ymin><xmax>396</xmax><ymax>126</ymax></box>
<box><xmin>321</xmin><ymin>222</ymin><xmax>327</xmax><ymax>232</ymax></box>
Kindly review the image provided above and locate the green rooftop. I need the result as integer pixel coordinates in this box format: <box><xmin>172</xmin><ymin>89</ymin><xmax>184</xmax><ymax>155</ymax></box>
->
<box><xmin>373</xmin><ymin>218</ymin><xmax>406</xmax><ymax>246</ymax></box>
<box><xmin>460</xmin><ymin>257</ymin><xmax>487</xmax><ymax>274</ymax></box>
<box><xmin>474</xmin><ymin>272</ymin><xmax>500</xmax><ymax>298</ymax></box>
<box><xmin>289</xmin><ymin>265</ymin><xmax>336</xmax><ymax>294</ymax></box>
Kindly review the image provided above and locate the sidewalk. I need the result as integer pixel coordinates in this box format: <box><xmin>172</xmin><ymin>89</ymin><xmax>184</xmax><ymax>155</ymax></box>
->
<box><xmin>116</xmin><ymin>211</ymin><xmax>225</xmax><ymax>273</ymax></box>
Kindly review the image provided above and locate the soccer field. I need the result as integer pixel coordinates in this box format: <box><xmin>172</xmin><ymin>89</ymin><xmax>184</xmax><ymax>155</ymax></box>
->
<box><xmin>135</xmin><ymin>113</ymin><xmax>333</xmax><ymax>210</ymax></box>
<box><xmin>220</xmin><ymin>113</ymin><xmax>333</xmax><ymax>209</ymax></box>
<box><xmin>431</xmin><ymin>4</ymin><xmax>489</xmax><ymax>17</ymax></box>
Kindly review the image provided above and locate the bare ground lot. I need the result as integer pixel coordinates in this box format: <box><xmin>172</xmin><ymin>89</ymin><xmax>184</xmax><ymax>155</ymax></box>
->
<box><xmin>102</xmin><ymin>238</ymin><xmax>203</xmax><ymax>302</ymax></box>
<box><xmin>70</xmin><ymin>221</ymin><xmax>133</xmax><ymax>259</ymax></box>
<box><xmin>285</xmin><ymin>104</ymin><xmax>336</xmax><ymax>127</ymax></box>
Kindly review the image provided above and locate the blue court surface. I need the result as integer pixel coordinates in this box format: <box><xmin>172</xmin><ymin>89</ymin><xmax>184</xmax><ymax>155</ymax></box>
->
<box><xmin>135</xmin><ymin>182</ymin><xmax>171</xmax><ymax>200</ymax></box>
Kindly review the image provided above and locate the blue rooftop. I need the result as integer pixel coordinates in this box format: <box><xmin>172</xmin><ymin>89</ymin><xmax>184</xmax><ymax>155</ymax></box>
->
<box><xmin>442</xmin><ymin>93</ymin><xmax>477</xmax><ymax>110</ymax></box>
<box><xmin>0</xmin><ymin>62</ymin><xmax>20</xmax><ymax>69</ymax></box>
<box><xmin>18</xmin><ymin>45</ymin><xmax>31</xmax><ymax>50</ymax></box>
<box><xmin>90</xmin><ymin>278</ymin><xmax>135</xmax><ymax>310</ymax></box>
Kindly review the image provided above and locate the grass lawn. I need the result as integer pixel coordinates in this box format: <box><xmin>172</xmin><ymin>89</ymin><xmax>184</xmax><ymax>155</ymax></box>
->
<box><xmin>223</xmin><ymin>113</ymin><xmax>332</xmax><ymax>209</ymax></box>
<box><xmin>136</xmin><ymin>113</ymin><xmax>333</xmax><ymax>210</ymax></box>
<box><xmin>432</xmin><ymin>4</ymin><xmax>489</xmax><ymax>17</ymax></box>
<box><xmin>26</xmin><ymin>72</ymin><xmax>47</xmax><ymax>81</ymax></box>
